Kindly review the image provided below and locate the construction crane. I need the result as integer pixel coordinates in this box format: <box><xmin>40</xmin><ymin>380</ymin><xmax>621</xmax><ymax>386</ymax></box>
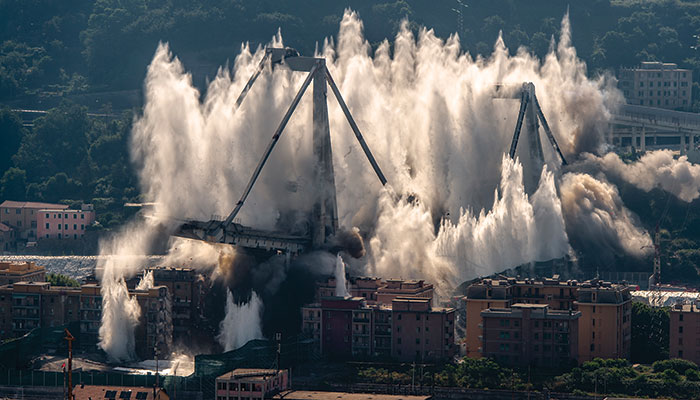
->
<box><xmin>174</xmin><ymin>48</ymin><xmax>388</xmax><ymax>256</ymax></box>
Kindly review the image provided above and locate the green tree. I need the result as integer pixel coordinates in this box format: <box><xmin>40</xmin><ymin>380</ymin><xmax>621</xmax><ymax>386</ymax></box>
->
<box><xmin>0</xmin><ymin>108</ymin><xmax>25</xmax><ymax>174</ymax></box>
<box><xmin>631</xmin><ymin>302</ymin><xmax>669</xmax><ymax>363</ymax></box>
<box><xmin>0</xmin><ymin>167</ymin><xmax>27</xmax><ymax>201</ymax></box>
<box><xmin>46</xmin><ymin>272</ymin><xmax>80</xmax><ymax>287</ymax></box>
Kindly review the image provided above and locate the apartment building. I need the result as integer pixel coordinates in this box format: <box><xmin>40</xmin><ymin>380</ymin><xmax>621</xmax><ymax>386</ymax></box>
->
<box><xmin>480</xmin><ymin>304</ymin><xmax>580</xmax><ymax>367</ymax></box>
<box><xmin>575</xmin><ymin>282</ymin><xmax>632</xmax><ymax>362</ymax></box>
<box><xmin>215</xmin><ymin>368</ymin><xmax>289</xmax><ymax>400</ymax></box>
<box><xmin>669</xmin><ymin>302</ymin><xmax>700</xmax><ymax>364</ymax></box>
<box><xmin>133</xmin><ymin>286</ymin><xmax>173</xmax><ymax>359</ymax></box>
<box><xmin>79</xmin><ymin>284</ymin><xmax>102</xmax><ymax>347</ymax></box>
<box><xmin>0</xmin><ymin>262</ymin><xmax>46</xmax><ymax>285</ymax></box>
<box><xmin>37</xmin><ymin>204</ymin><xmax>95</xmax><ymax>240</ymax></box>
<box><xmin>141</xmin><ymin>266</ymin><xmax>204</xmax><ymax>342</ymax></box>
<box><xmin>0</xmin><ymin>280</ymin><xmax>172</xmax><ymax>358</ymax></box>
<box><xmin>465</xmin><ymin>276</ymin><xmax>631</xmax><ymax>364</ymax></box>
<box><xmin>0</xmin><ymin>201</ymin><xmax>68</xmax><ymax>241</ymax></box>
<box><xmin>302</xmin><ymin>296</ymin><xmax>456</xmax><ymax>362</ymax></box>
<box><xmin>618</xmin><ymin>61</ymin><xmax>693</xmax><ymax>110</ymax></box>
<box><xmin>315</xmin><ymin>277</ymin><xmax>434</xmax><ymax>304</ymax></box>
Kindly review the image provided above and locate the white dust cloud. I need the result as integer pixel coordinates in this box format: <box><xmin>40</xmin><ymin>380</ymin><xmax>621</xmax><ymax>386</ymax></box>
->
<box><xmin>96</xmin><ymin>10</ymin><xmax>670</xmax><ymax>360</ymax></box>
<box><xmin>217</xmin><ymin>291</ymin><xmax>264</xmax><ymax>352</ymax></box>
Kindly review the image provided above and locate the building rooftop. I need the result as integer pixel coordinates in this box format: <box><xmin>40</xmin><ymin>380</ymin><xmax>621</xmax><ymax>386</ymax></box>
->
<box><xmin>217</xmin><ymin>368</ymin><xmax>282</xmax><ymax>381</ymax></box>
<box><xmin>671</xmin><ymin>303</ymin><xmax>700</xmax><ymax>313</ymax></box>
<box><xmin>72</xmin><ymin>385</ymin><xmax>165</xmax><ymax>400</ymax></box>
<box><xmin>0</xmin><ymin>223</ymin><xmax>11</xmax><ymax>232</ymax></box>
<box><xmin>0</xmin><ymin>200</ymin><xmax>69</xmax><ymax>210</ymax></box>
<box><xmin>0</xmin><ymin>261</ymin><xmax>44</xmax><ymax>274</ymax></box>
<box><xmin>273</xmin><ymin>390</ymin><xmax>431</xmax><ymax>400</ymax></box>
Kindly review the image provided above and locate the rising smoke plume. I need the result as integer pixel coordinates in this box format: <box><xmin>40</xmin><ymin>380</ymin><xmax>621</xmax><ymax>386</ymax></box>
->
<box><xmin>576</xmin><ymin>151</ymin><xmax>700</xmax><ymax>203</ymax></box>
<box><xmin>96</xmin><ymin>9</ymin><xmax>689</xmax><ymax>361</ymax></box>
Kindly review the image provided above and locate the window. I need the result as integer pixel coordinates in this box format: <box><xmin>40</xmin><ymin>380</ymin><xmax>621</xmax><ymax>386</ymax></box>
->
<box><xmin>679</xmin><ymin>350</ymin><xmax>683</xmax><ymax>357</ymax></box>
<box><xmin>534</xmin><ymin>321</ymin><xmax>539</xmax><ymax>328</ymax></box>
<box><xmin>416</xmin><ymin>338</ymin><xmax>420</xmax><ymax>344</ymax></box>
<box><xmin>592</xmin><ymin>306</ymin><xmax>596</xmax><ymax>313</ymax></box>
<box><xmin>3</xmin><ymin>209</ymin><xmax>7</xmax><ymax>214</ymax></box>
<box><xmin>679</xmin><ymin>326</ymin><xmax>683</xmax><ymax>333</ymax></box>
<box><xmin>679</xmin><ymin>338</ymin><xmax>683</xmax><ymax>345</ymax></box>
<box><xmin>81</xmin><ymin>214</ymin><xmax>84</xmax><ymax>219</ymax></box>
<box><xmin>15</xmin><ymin>209</ymin><xmax>20</xmax><ymax>214</ymax></box>
<box><xmin>592</xmin><ymin>319</ymin><xmax>595</xmax><ymax>326</ymax></box>
<box><xmin>45</xmin><ymin>234</ymin><xmax>49</xmax><ymax>238</ymax></box>
<box><xmin>397</xmin><ymin>314</ymin><xmax>401</xmax><ymax>320</ymax></box>
<box><xmin>679</xmin><ymin>314</ymin><xmax>684</xmax><ymax>322</ymax></box>
<box><xmin>105</xmin><ymin>391</ymin><xmax>117</xmax><ymax>399</ymax></box>
<box><xmin>58</xmin><ymin>234</ymin><xmax>62</xmax><ymax>239</ymax></box>
<box><xmin>416</xmin><ymin>314</ymin><xmax>420</xmax><ymax>321</ymax></box>
<box><xmin>64</xmin><ymin>214</ymin><xmax>68</xmax><ymax>219</ymax></box>
<box><xmin>136</xmin><ymin>393</ymin><xmax>149</xmax><ymax>400</ymax></box>
<box><xmin>73</xmin><ymin>224</ymin><xmax>77</xmax><ymax>230</ymax></box>
<box><xmin>46</xmin><ymin>223</ymin><xmax>49</xmax><ymax>229</ymax></box>
<box><xmin>397</xmin><ymin>338</ymin><xmax>401</xmax><ymax>344</ymax></box>
<box><xmin>74</xmin><ymin>234</ymin><xmax>77</xmax><ymax>239</ymax></box>
<box><xmin>45</xmin><ymin>214</ymin><xmax>49</xmax><ymax>219</ymax></box>
<box><xmin>73</xmin><ymin>214</ymin><xmax>77</xmax><ymax>219</ymax></box>
<box><xmin>81</xmin><ymin>224</ymin><xmax>84</xmax><ymax>229</ymax></box>
<box><xmin>590</xmin><ymin>343</ymin><xmax>595</xmax><ymax>351</ymax></box>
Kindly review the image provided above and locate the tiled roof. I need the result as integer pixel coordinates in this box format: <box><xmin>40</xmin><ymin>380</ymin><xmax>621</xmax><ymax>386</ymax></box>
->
<box><xmin>0</xmin><ymin>200</ymin><xmax>69</xmax><ymax>210</ymax></box>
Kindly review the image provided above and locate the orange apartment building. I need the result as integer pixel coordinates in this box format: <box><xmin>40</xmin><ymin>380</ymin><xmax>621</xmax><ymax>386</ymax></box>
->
<box><xmin>669</xmin><ymin>302</ymin><xmax>700</xmax><ymax>364</ymax></box>
<box><xmin>0</xmin><ymin>201</ymin><xmax>69</xmax><ymax>241</ymax></box>
<box><xmin>215</xmin><ymin>368</ymin><xmax>289</xmax><ymax>400</ymax></box>
<box><xmin>480</xmin><ymin>304</ymin><xmax>580</xmax><ymax>367</ymax></box>
<box><xmin>0</xmin><ymin>261</ymin><xmax>46</xmax><ymax>285</ymax></box>
<box><xmin>465</xmin><ymin>276</ymin><xmax>631</xmax><ymax>363</ymax></box>
<box><xmin>575</xmin><ymin>282</ymin><xmax>632</xmax><ymax>362</ymax></box>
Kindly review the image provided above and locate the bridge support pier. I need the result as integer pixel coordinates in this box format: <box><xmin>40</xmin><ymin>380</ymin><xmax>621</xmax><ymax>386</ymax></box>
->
<box><xmin>312</xmin><ymin>60</ymin><xmax>338</xmax><ymax>247</ymax></box>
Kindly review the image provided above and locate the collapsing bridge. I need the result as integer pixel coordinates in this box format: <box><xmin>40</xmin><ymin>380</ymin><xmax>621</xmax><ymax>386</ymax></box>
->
<box><xmin>174</xmin><ymin>48</ymin><xmax>387</xmax><ymax>256</ymax></box>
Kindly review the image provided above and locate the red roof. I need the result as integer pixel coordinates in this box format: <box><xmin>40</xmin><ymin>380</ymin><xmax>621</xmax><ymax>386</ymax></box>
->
<box><xmin>0</xmin><ymin>200</ymin><xmax>69</xmax><ymax>210</ymax></box>
<box><xmin>0</xmin><ymin>223</ymin><xmax>10</xmax><ymax>232</ymax></box>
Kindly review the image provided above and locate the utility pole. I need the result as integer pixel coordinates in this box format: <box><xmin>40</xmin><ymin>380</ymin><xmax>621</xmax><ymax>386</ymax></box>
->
<box><xmin>275</xmin><ymin>333</ymin><xmax>282</xmax><ymax>371</ymax></box>
<box><xmin>64</xmin><ymin>329</ymin><xmax>74</xmax><ymax>400</ymax></box>
<box><xmin>154</xmin><ymin>344</ymin><xmax>159</xmax><ymax>399</ymax></box>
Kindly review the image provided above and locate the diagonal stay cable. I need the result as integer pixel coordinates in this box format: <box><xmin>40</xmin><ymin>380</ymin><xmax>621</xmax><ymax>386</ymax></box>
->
<box><xmin>325</xmin><ymin>67</ymin><xmax>388</xmax><ymax>186</ymax></box>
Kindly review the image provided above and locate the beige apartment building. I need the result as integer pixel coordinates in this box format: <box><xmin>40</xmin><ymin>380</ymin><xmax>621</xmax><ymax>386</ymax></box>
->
<box><xmin>618</xmin><ymin>61</ymin><xmax>693</xmax><ymax>110</ymax></box>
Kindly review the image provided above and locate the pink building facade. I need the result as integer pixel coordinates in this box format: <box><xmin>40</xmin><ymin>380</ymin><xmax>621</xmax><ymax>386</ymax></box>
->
<box><xmin>37</xmin><ymin>205</ymin><xmax>95</xmax><ymax>240</ymax></box>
